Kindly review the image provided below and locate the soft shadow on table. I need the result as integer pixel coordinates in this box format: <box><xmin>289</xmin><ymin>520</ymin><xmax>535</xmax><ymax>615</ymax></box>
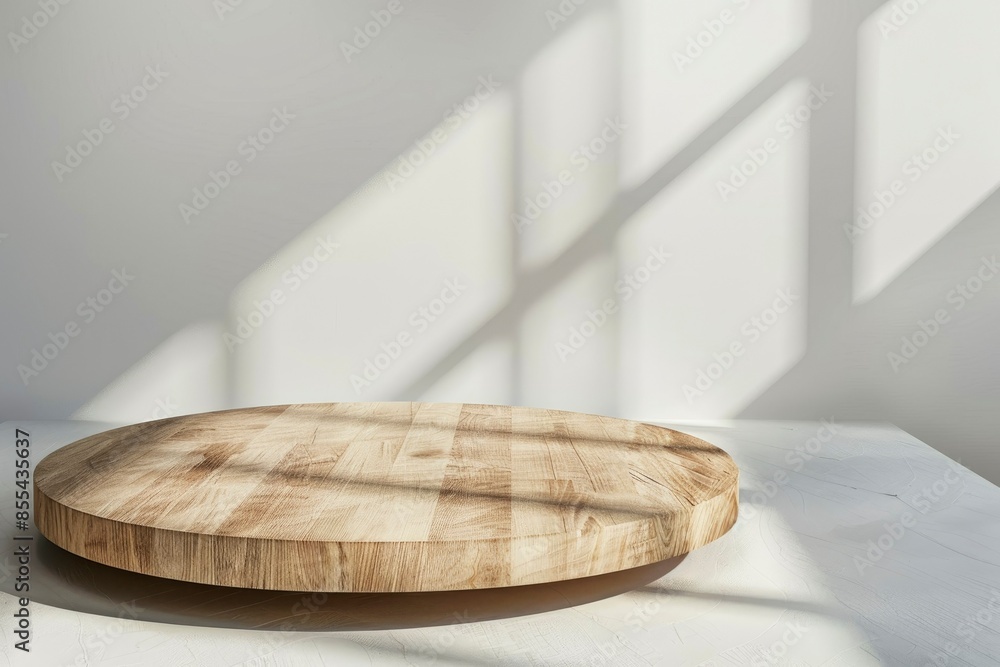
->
<box><xmin>23</xmin><ymin>536</ymin><xmax>686</xmax><ymax>631</ymax></box>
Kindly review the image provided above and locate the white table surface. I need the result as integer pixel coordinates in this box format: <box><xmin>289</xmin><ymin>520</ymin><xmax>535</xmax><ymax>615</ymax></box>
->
<box><xmin>2</xmin><ymin>419</ymin><xmax>999</xmax><ymax>666</ymax></box>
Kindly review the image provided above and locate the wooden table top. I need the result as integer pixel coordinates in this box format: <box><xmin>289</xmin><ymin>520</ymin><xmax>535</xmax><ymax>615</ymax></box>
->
<box><xmin>34</xmin><ymin>402</ymin><xmax>739</xmax><ymax>592</ymax></box>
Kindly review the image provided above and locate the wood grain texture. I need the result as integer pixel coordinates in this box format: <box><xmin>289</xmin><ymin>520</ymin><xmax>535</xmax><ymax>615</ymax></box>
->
<box><xmin>34</xmin><ymin>402</ymin><xmax>739</xmax><ymax>592</ymax></box>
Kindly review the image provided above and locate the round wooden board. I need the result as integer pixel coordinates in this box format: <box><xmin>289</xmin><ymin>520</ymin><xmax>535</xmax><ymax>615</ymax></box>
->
<box><xmin>35</xmin><ymin>403</ymin><xmax>739</xmax><ymax>592</ymax></box>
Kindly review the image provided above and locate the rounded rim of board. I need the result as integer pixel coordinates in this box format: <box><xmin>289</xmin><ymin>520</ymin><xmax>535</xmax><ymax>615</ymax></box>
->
<box><xmin>35</xmin><ymin>402</ymin><xmax>739</xmax><ymax>592</ymax></box>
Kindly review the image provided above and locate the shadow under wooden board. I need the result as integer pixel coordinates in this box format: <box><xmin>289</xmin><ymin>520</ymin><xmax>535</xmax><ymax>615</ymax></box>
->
<box><xmin>34</xmin><ymin>402</ymin><xmax>739</xmax><ymax>596</ymax></box>
<box><xmin>30</xmin><ymin>534</ymin><xmax>688</xmax><ymax>630</ymax></box>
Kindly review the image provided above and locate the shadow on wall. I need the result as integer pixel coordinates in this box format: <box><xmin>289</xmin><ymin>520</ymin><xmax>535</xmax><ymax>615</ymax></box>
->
<box><xmin>4</xmin><ymin>0</ymin><xmax>998</xmax><ymax>480</ymax></box>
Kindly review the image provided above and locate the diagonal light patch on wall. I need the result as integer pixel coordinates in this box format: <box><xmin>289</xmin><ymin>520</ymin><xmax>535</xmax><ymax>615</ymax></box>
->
<box><xmin>515</xmin><ymin>6</ymin><xmax>624</xmax><ymax>416</ymax></box>
<box><xmin>72</xmin><ymin>321</ymin><xmax>229</xmax><ymax>422</ymax></box>
<box><xmin>852</xmin><ymin>0</ymin><xmax>1000</xmax><ymax>304</ymax></box>
<box><xmin>619</xmin><ymin>0</ymin><xmax>809</xmax><ymax>189</ymax></box>
<box><xmin>618</xmin><ymin>78</ymin><xmax>810</xmax><ymax>420</ymax></box>
<box><xmin>517</xmin><ymin>7</ymin><xmax>622</xmax><ymax>273</ymax></box>
<box><xmin>227</xmin><ymin>85</ymin><xmax>514</xmax><ymax>407</ymax></box>
<box><xmin>392</xmin><ymin>41</ymin><xmax>811</xmax><ymax>403</ymax></box>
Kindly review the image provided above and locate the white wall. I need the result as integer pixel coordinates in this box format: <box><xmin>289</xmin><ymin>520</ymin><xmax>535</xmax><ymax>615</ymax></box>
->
<box><xmin>2</xmin><ymin>0</ymin><xmax>998</xmax><ymax>482</ymax></box>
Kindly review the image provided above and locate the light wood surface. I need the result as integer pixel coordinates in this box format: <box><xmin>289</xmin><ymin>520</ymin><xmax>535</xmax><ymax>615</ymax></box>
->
<box><xmin>16</xmin><ymin>420</ymin><xmax>1000</xmax><ymax>665</ymax></box>
<box><xmin>34</xmin><ymin>403</ymin><xmax>739</xmax><ymax>592</ymax></box>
